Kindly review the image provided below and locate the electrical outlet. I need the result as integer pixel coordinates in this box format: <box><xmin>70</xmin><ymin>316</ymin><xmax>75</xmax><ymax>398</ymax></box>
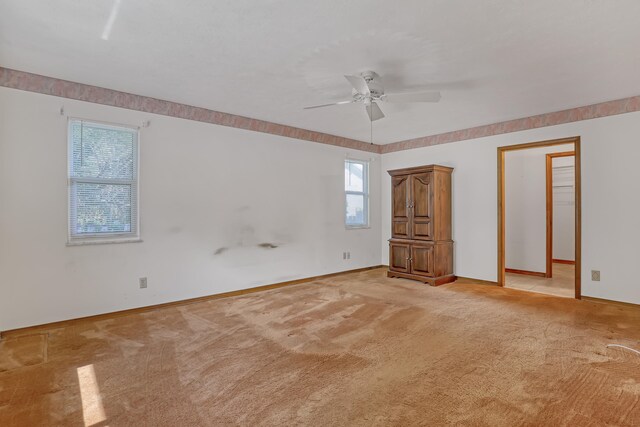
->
<box><xmin>343</xmin><ymin>252</ymin><xmax>346</xmax><ymax>260</ymax></box>
<box><xmin>591</xmin><ymin>270</ymin><xmax>600</xmax><ymax>281</ymax></box>
<box><xmin>347</xmin><ymin>252</ymin><xmax>351</xmax><ymax>259</ymax></box>
<box><xmin>139</xmin><ymin>277</ymin><xmax>148</xmax><ymax>288</ymax></box>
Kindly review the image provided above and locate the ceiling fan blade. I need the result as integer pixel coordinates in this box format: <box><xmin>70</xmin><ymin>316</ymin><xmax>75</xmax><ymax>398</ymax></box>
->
<box><xmin>303</xmin><ymin>100</ymin><xmax>354</xmax><ymax>109</ymax></box>
<box><xmin>382</xmin><ymin>91</ymin><xmax>442</xmax><ymax>103</ymax></box>
<box><xmin>344</xmin><ymin>75</ymin><xmax>370</xmax><ymax>95</ymax></box>
<box><xmin>365</xmin><ymin>102</ymin><xmax>385</xmax><ymax>121</ymax></box>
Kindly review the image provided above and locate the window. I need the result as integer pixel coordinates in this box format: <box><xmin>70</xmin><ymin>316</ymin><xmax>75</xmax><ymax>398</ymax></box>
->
<box><xmin>68</xmin><ymin>119</ymin><xmax>139</xmax><ymax>244</ymax></box>
<box><xmin>345</xmin><ymin>159</ymin><xmax>369</xmax><ymax>228</ymax></box>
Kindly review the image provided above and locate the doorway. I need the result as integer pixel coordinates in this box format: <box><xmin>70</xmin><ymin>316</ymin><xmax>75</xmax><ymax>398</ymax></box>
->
<box><xmin>497</xmin><ymin>137</ymin><xmax>581</xmax><ymax>299</ymax></box>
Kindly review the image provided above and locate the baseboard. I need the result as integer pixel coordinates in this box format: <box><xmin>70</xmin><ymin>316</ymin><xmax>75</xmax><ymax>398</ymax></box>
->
<box><xmin>383</xmin><ymin>268</ymin><xmax>498</xmax><ymax>287</ymax></box>
<box><xmin>505</xmin><ymin>268</ymin><xmax>547</xmax><ymax>278</ymax></box>
<box><xmin>386</xmin><ymin>270</ymin><xmax>456</xmax><ymax>286</ymax></box>
<box><xmin>0</xmin><ymin>265</ymin><xmax>384</xmax><ymax>339</ymax></box>
<box><xmin>455</xmin><ymin>276</ymin><xmax>499</xmax><ymax>286</ymax></box>
<box><xmin>582</xmin><ymin>296</ymin><xmax>640</xmax><ymax>309</ymax></box>
<box><xmin>553</xmin><ymin>259</ymin><xmax>576</xmax><ymax>265</ymax></box>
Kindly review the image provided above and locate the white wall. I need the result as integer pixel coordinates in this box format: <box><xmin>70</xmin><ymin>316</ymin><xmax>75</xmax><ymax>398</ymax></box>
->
<box><xmin>381</xmin><ymin>111</ymin><xmax>640</xmax><ymax>305</ymax></box>
<box><xmin>504</xmin><ymin>144</ymin><xmax>573</xmax><ymax>272</ymax></box>
<box><xmin>552</xmin><ymin>156</ymin><xmax>575</xmax><ymax>261</ymax></box>
<box><xmin>3</xmin><ymin>85</ymin><xmax>640</xmax><ymax>331</ymax></box>
<box><xmin>0</xmin><ymin>87</ymin><xmax>382</xmax><ymax>331</ymax></box>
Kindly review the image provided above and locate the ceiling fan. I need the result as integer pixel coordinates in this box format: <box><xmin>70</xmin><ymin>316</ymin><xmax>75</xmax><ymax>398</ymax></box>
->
<box><xmin>304</xmin><ymin>70</ymin><xmax>441</xmax><ymax>122</ymax></box>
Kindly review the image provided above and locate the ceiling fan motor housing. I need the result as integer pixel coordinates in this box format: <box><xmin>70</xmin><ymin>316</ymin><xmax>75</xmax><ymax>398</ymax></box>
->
<box><xmin>359</xmin><ymin>70</ymin><xmax>384</xmax><ymax>97</ymax></box>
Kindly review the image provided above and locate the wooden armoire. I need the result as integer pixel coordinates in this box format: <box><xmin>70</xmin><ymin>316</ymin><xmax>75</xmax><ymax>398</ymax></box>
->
<box><xmin>387</xmin><ymin>165</ymin><xmax>455</xmax><ymax>286</ymax></box>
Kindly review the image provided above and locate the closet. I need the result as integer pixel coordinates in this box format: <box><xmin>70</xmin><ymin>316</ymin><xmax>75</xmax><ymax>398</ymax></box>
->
<box><xmin>387</xmin><ymin>165</ymin><xmax>455</xmax><ymax>285</ymax></box>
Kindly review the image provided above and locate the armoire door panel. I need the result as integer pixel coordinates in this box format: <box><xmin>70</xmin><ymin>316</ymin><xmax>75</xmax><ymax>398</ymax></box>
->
<box><xmin>389</xmin><ymin>242</ymin><xmax>410</xmax><ymax>273</ymax></box>
<box><xmin>392</xmin><ymin>176</ymin><xmax>409</xmax><ymax>218</ymax></box>
<box><xmin>411</xmin><ymin>244</ymin><xmax>434</xmax><ymax>277</ymax></box>
<box><xmin>392</xmin><ymin>176</ymin><xmax>410</xmax><ymax>238</ymax></box>
<box><xmin>393</xmin><ymin>221</ymin><xmax>409</xmax><ymax>238</ymax></box>
<box><xmin>412</xmin><ymin>221</ymin><xmax>433</xmax><ymax>240</ymax></box>
<box><xmin>411</xmin><ymin>173</ymin><xmax>432</xmax><ymax>218</ymax></box>
<box><xmin>411</xmin><ymin>172</ymin><xmax>433</xmax><ymax>240</ymax></box>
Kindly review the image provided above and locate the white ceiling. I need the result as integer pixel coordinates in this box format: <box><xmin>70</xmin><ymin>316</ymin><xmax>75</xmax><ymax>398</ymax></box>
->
<box><xmin>2</xmin><ymin>0</ymin><xmax>640</xmax><ymax>144</ymax></box>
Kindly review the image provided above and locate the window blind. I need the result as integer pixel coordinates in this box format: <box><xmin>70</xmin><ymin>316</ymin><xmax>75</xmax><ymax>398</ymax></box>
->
<box><xmin>344</xmin><ymin>159</ymin><xmax>369</xmax><ymax>228</ymax></box>
<box><xmin>68</xmin><ymin>119</ymin><xmax>139</xmax><ymax>241</ymax></box>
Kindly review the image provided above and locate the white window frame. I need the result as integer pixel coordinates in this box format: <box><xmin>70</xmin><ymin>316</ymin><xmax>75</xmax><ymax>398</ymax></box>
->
<box><xmin>344</xmin><ymin>159</ymin><xmax>370</xmax><ymax>229</ymax></box>
<box><xmin>67</xmin><ymin>118</ymin><xmax>141</xmax><ymax>245</ymax></box>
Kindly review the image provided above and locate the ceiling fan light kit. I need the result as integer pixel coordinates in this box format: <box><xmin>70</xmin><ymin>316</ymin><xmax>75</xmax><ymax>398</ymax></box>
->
<box><xmin>304</xmin><ymin>70</ymin><xmax>442</xmax><ymax>123</ymax></box>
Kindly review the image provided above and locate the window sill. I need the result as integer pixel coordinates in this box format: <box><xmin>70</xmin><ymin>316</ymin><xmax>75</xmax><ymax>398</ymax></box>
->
<box><xmin>345</xmin><ymin>225</ymin><xmax>371</xmax><ymax>230</ymax></box>
<box><xmin>66</xmin><ymin>238</ymin><xmax>143</xmax><ymax>247</ymax></box>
